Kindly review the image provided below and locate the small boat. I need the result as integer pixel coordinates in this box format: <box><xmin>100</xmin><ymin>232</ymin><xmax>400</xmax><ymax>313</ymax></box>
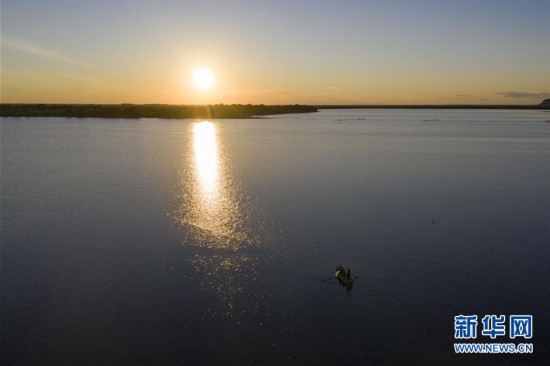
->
<box><xmin>335</xmin><ymin>268</ymin><xmax>353</xmax><ymax>289</ymax></box>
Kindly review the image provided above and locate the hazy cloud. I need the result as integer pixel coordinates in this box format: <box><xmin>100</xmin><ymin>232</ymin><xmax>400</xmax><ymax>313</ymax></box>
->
<box><xmin>456</xmin><ymin>94</ymin><xmax>470</xmax><ymax>97</ymax></box>
<box><xmin>328</xmin><ymin>86</ymin><xmax>342</xmax><ymax>90</ymax></box>
<box><xmin>496</xmin><ymin>91</ymin><xmax>550</xmax><ymax>99</ymax></box>
<box><xmin>2</xmin><ymin>35</ymin><xmax>89</xmax><ymax>67</ymax></box>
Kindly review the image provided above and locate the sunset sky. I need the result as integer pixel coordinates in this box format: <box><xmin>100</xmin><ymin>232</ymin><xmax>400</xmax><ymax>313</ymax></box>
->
<box><xmin>2</xmin><ymin>0</ymin><xmax>549</xmax><ymax>105</ymax></box>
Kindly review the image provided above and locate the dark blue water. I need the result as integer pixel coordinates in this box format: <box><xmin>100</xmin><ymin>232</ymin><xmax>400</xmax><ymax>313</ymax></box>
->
<box><xmin>1</xmin><ymin>110</ymin><xmax>549</xmax><ymax>365</ymax></box>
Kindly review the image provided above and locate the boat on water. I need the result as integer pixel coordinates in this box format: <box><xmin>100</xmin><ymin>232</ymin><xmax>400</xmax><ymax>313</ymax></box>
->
<box><xmin>335</xmin><ymin>267</ymin><xmax>353</xmax><ymax>288</ymax></box>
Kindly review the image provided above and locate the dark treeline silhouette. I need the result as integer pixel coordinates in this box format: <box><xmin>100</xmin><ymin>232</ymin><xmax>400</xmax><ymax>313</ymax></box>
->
<box><xmin>315</xmin><ymin>102</ymin><xmax>549</xmax><ymax>110</ymax></box>
<box><xmin>3</xmin><ymin>102</ymin><xmax>547</xmax><ymax>118</ymax></box>
<box><xmin>0</xmin><ymin>104</ymin><xmax>318</xmax><ymax>119</ymax></box>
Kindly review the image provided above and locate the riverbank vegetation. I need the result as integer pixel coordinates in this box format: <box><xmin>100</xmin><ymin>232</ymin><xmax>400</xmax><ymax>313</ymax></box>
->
<box><xmin>0</xmin><ymin>104</ymin><xmax>318</xmax><ymax>119</ymax></box>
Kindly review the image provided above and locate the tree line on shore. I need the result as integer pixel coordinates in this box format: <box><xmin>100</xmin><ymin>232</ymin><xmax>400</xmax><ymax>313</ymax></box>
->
<box><xmin>0</xmin><ymin>104</ymin><xmax>318</xmax><ymax>119</ymax></box>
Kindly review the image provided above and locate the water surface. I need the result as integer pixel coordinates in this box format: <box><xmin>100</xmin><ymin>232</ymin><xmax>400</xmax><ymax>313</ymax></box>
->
<box><xmin>1</xmin><ymin>109</ymin><xmax>549</xmax><ymax>364</ymax></box>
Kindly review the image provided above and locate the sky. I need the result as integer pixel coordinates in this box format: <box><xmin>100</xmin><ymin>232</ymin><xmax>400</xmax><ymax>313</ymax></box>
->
<box><xmin>1</xmin><ymin>0</ymin><xmax>549</xmax><ymax>105</ymax></box>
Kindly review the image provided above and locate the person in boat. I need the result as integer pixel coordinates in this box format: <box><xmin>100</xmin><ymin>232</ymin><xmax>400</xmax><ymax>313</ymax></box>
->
<box><xmin>347</xmin><ymin>268</ymin><xmax>351</xmax><ymax>279</ymax></box>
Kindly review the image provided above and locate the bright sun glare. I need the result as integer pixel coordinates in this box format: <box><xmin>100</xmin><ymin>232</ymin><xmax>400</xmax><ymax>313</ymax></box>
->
<box><xmin>192</xmin><ymin>68</ymin><xmax>215</xmax><ymax>91</ymax></box>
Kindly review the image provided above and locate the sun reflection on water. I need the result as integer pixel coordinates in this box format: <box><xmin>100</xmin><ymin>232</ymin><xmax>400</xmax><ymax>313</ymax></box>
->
<box><xmin>182</xmin><ymin>121</ymin><xmax>249</xmax><ymax>248</ymax></box>
<box><xmin>177</xmin><ymin>121</ymin><xmax>268</xmax><ymax>251</ymax></box>
<box><xmin>194</xmin><ymin>122</ymin><xmax>219</xmax><ymax>201</ymax></box>
<box><xmin>174</xmin><ymin>121</ymin><xmax>269</xmax><ymax>319</ymax></box>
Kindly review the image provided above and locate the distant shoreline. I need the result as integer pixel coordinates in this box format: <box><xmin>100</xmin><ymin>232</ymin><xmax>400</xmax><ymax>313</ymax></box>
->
<box><xmin>1</xmin><ymin>103</ymin><xmax>548</xmax><ymax>119</ymax></box>
<box><xmin>316</xmin><ymin>104</ymin><xmax>549</xmax><ymax>110</ymax></box>
<box><xmin>0</xmin><ymin>104</ymin><xmax>318</xmax><ymax>119</ymax></box>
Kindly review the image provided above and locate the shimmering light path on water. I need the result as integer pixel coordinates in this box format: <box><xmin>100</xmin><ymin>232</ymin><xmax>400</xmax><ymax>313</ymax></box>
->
<box><xmin>194</xmin><ymin>122</ymin><xmax>219</xmax><ymax>201</ymax></box>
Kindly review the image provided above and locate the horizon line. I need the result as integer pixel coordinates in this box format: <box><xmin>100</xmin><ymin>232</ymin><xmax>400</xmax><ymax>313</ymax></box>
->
<box><xmin>1</xmin><ymin>101</ymin><xmax>548</xmax><ymax>107</ymax></box>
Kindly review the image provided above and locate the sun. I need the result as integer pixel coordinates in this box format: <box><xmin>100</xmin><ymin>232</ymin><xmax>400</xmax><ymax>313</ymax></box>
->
<box><xmin>192</xmin><ymin>68</ymin><xmax>215</xmax><ymax>91</ymax></box>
